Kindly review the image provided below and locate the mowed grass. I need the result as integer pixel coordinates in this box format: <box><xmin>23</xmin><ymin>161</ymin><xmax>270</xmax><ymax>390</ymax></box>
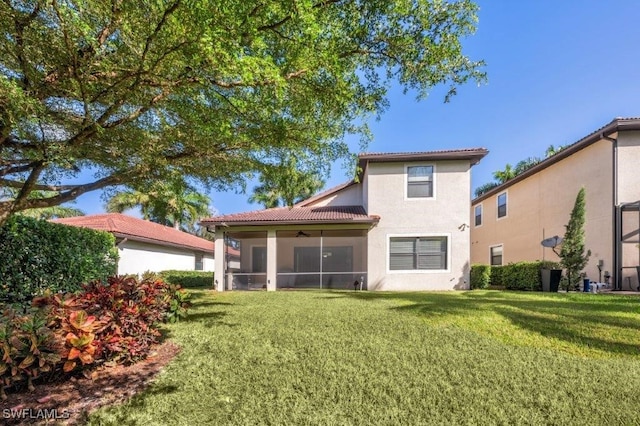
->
<box><xmin>89</xmin><ymin>290</ymin><xmax>640</xmax><ymax>425</ymax></box>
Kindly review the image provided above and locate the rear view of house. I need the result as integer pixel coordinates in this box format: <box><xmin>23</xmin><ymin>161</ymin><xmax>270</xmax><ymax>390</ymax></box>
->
<box><xmin>202</xmin><ymin>149</ymin><xmax>488</xmax><ymax>291</ymax></box>
<box><xmin>471</xmin><ymin>117</ymin><xmax>640</xmax><ymax>290</ymax></box>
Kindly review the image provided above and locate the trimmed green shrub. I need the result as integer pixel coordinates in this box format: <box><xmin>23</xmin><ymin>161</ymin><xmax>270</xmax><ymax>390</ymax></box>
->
<box><xmin>470</xmin><ymin>264</ymin><xmax>491</xmax><ymax>289</ymax></box>
<box><xmin>160</xmin><ymin>270</ymin><xmax>213</xmax><ymax>288</ymax></box>
<box><xmin>0</xmin><ymin>216</ymin><xmax>118</xmax><ymax>307</ymax></box>
<box><xmin>490</xmin><ymin>265</ymin><xmax>505</xmax><ymax>288</ymax></box>
<box><xmin>502</xmin><ymin>261</ymin><xmax>552</xmax><ymax>291</ymax></box>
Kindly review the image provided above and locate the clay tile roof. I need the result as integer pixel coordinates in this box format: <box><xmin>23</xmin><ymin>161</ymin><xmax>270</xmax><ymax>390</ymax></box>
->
<box><xmin>53</xmin><ymin>213</ymin><xmax>214</xmax><ymax>253</ymax></box>
<box><xmin>358</xmin><ymin>147</ymin><xmax>489</xmax><ymax>166</ymax></box>
<box><xmin>201</xmin><ymin>205</ymin><xmax>378</xmax><ymax>226</ymax></box>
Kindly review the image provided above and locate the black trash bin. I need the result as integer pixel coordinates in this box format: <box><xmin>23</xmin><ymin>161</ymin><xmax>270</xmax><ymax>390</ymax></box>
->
<box><xmin>542</xmin><ymin>269</ymin><xmax>562</xmax><ymax>292</ymax></box>
<box><xmin>583</xmin><ymin>278</ymin><xmax>590</xmax><ymax>292</ymax></box>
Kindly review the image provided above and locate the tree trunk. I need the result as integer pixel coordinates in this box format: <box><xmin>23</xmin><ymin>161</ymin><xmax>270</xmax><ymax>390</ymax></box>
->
<box><xmin>0</xmin><ymin>206</ymin><xmax>13</xmax><ymax>227</ymax></box>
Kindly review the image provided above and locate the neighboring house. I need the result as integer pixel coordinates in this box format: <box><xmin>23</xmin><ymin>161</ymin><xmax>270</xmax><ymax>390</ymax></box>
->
<box><xmin>470</xmin><ymin>117</ymin><xmax>640</xmax><ymax>290</ymax></box>
<box><xmin>202</xmin><ymin>149</ymin><xmax>488</xmax><ymax>291</ymax></box>
<box><xmin>54</xmin><ymin>213</ymin><xmax>218</xmax><ymax>275</ymax></box>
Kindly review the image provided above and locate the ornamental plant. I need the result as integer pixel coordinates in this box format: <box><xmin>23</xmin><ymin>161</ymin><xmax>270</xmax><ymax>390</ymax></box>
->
<box><xmin>559</xmin><ymin>188</ymin><xmax>591</xmax><ymax>290</ymax></box>
<box><xmin>0</xmin><ymin>308</ymin><xmax>60</xmax><ymax>399</ymax></box>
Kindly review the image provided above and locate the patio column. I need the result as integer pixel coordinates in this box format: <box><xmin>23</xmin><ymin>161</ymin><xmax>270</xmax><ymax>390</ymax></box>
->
<box><xmin>266</xmin><ymin>229</ymin><xmax>277</xmax><ymax>291</ymax></box>
<box><xmin>214</xmin><ymin>227</ymin><xmax>225</xmax><ymax>291</ymax></box>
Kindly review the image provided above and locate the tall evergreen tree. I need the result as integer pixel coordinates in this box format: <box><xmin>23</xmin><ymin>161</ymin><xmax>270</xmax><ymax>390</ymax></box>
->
<box><xmin>559</xmin><ymin>188</ymin><xmax>591</xmax><ymax>290</ymax></box>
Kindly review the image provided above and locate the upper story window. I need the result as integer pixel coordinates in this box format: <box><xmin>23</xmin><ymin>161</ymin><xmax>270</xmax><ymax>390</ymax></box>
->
<box><xmin>474</xmin><ymin>205</ymin><xmax>482</xmax><ymax>227</ymax></box>
<box><xmin>407</xmin><ymin>165</ymin><xmax>434</xmax><ymax>198</ymax></box>
<box><xmin>497</xmin><ymin>192</ymin><xmax>507</xmax><ymax>218</ymax></box>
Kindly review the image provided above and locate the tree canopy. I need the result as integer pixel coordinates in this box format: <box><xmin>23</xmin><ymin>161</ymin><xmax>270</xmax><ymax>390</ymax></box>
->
<box><xmin>0</xmin><ymin>0</ymin><xmax>485</xmax><ymax>225</ymax></box>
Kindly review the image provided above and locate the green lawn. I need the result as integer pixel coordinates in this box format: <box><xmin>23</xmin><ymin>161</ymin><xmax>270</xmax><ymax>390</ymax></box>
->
<box><xmin>88</xmin><ymin>290</ymin><xmax>640</xmax><ymax>425</ymax></box>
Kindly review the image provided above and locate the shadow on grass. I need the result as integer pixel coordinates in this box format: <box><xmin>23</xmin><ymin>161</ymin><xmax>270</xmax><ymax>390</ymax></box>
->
<box><xmin>339</xmin><ymin>291</ymin><xmax>640</xmax><ymax>357</ymax></box>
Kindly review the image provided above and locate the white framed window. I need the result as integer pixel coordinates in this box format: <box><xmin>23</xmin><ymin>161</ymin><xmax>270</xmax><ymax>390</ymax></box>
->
<box><xmin>406</xmin><ymin>165</ymin><xmax>434</xmax><ymax>199</ymax></box>
<box><xmin>195</xmin><ymin>253</ymin><xmax>204</xmax><ymax>271</ymax></box>
<box><xmin>474</xmin><ymin>204</ymin><xmax>482</xmax><ymax>227</ymax></box>
<box><xmin>497</xmin><ymin>192</ymin><xmax>507</xmax><ymax>219</ymax></box>
<box><xmin>490</xmin><ymin>245</ymin><xmax>503</xmax><ymax>266</ymax></box>
<box><xmin>388</xmin><ymin>235</ymin><xmax>449</xmax><ymax>272</ymax></box>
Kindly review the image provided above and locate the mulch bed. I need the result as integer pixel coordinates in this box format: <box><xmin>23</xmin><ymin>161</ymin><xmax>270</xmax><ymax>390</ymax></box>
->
<box><xmin>0</xmin><ymin>341</ymin><xmax>181</xmax><ymax>425</ymax></box>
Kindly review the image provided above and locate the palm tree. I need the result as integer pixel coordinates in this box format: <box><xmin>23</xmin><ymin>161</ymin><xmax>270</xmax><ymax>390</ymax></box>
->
<box><xmin>492</xmin><ymin>164</ymin><xmax>516</xmax><ymax>183</ymax></box>
<box><xmin>514</xmin><ymin>157</ymin><xmax>541</xmax><ymax>175</ymax></box>
<box><xmin>106</xmin><ymin>180</ymin><xmax>212</xmax><ymax>232</ymax></box>
<box><xmin>545</xmin><ymin>144</ymin><xmax>567</xmax><ymax>158</ymax></box>
<box><xmin>249</xmin><ymin>165</ymin><xmax>324</xmax><ymax>208</ymax></box>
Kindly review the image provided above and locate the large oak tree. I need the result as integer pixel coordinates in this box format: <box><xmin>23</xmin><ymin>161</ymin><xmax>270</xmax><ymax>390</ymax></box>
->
<box><xmin>0</xmin><ymin>0</ymin><xmax>485</xmax><ymax>225</ymax></box>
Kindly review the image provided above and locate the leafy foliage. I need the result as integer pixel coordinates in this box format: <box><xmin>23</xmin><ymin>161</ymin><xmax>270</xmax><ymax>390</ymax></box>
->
<box><xmin>159</xmin><ymin>270</ymin><xmax>213</xmax><ymax>289</ymax></box>
<box><xmin>0</xmin><ymin>216</ymin><xmax>118</xmax><ymax>308</ymax></box>
<box><xmin>470</xmin><ymin>264</ymin><xmax>491</xmax><ymax>289</ymax></box>
<box><xmin>0</xmin><ymin>308</ymin><xmax>61</xmax><ymax>400</ymax></box>
<box><xmin>473</xmin><ymin>261</ymin><xmax>561</xmax><ymax>291</ymax></box>
<box><xmin>0</xmin><ymin>275</ymin><xmax>191</xmax><ymax>397</ymax></box>
<box><xmin>249</xmin><ymin>152</ymin><xmax>325</xmax><ymax>208</ymax></box>
<box><xmin>0</xmin><ymin>0</ymin><xmax>485</xmax><ymax>225</ymax></box>
<box><xmin>501</xmin><ymin>262</ymin><xmax>545</xmax><ymax>291</ymax></box>
<box><xmin>559</xmin><ymin>188</ymin><xmax>591</xmax><ymax>290</ymax></box>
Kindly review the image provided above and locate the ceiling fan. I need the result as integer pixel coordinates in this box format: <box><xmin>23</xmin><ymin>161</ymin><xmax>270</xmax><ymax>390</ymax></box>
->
<box><xmin>296</xmin><ymin>231</ymin><xmax>310</xmax><ymax>237</ymax></box>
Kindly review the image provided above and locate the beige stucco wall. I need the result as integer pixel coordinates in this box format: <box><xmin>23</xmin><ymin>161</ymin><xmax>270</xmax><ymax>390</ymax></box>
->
<box><xmin>366</xmin><ymin>160</ymin><xmax>472</xmax><ymax>291</ymax></box>
<box><xmin>616</xmin><ymin>131</ymin><xmax>640</xmax><ymax>204</ymax></box>
<box><xmin>471</xmin><ymin>139</ymin><xmax>614</xmax><ymax>281</ymax></box>
<box><xmin>117</xmin><ymin>240</ymin><xmax>214</xmax><ymax>275</ymax></box>
<box><xmin>306</xmin><ymin>183</ymin><xmax>362</xmax><ymax>207</ymax></box>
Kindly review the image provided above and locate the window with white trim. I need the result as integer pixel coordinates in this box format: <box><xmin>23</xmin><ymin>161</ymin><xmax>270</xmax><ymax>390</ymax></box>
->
<box><xmin>389</xmin><ymin>236</ymin><xmax>447</xmax><ymax>270</ymax></box>
<box><xmin>497</xmin><ymin>192</ymin><xmax>507</xmax><ymax>218</ymax></box>
<box><xmin>474</xmin><ymin>205</ymin><xmax>482</xmax><ymax>227</ymax></box>
<box><xmin>195</xmin><ymin>253</ymin><xmax>204</xmax><ymax>271</ymax></box>
<box><xmin>407</xmin><ymin>166</ymin><xmax>434</xmax><ymax>198</ymax></box>
<box><xmin>490</xmin><ymin>246</ymin><xmax>503</xmax><ymax>266</ymax></box>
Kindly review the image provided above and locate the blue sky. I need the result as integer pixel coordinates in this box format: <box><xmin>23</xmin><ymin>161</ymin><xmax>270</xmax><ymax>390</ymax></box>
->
<box><xmin>74</xmin><ymin>0</ymin><xmax>640</xmax><ymax>216</ymax></box>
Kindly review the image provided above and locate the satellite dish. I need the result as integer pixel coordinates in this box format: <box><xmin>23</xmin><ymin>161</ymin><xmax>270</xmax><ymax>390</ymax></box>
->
<box><xmin>541</xmin><ymin>235</ymin><xmax>563</xmax><ymax>248</ymax></box>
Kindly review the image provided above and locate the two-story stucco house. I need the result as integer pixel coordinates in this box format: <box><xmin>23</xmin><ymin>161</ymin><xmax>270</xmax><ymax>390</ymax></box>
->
<box><xmin>470</xmin><ymin>117</ymin><xmax>640</xmax><ymax>291</ymax></box>
<box><xmin>202</xmin><ymin>149</ymin><xmax>488</xmax><ymax>291</ymax></box>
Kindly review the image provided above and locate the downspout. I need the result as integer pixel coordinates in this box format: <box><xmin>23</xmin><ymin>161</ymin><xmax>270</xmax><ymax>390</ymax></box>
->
<box><xmin>603</xmin><ymin>135</ymin><xmax>620</xmax><ymax>290</ymax></box>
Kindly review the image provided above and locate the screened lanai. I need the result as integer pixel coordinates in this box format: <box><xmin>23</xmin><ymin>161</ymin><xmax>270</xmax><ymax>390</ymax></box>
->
<box><xmin>617</xmin><ymin>201</ymin><xmax>640</xmax><ymax>291</ymax></box>
<box><xmin>205</xmin><ymin>204</ymin><xmax>379</xmax><ymax>291</ymax></box>
<box><xmin>220</xmin><ymin>228</ymin><xmax>368</xmax><ymax>290</ymax></box>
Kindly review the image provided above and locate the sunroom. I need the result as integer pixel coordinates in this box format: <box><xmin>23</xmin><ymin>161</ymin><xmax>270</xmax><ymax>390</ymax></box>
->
<box><xmin>202</xmin><ymin>205</ymin><xmax>379</xmax><ymax>291</ymax></box>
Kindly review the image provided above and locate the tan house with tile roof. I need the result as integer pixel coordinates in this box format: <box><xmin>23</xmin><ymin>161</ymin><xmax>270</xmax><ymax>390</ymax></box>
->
<box><xmin>470</xmin><ymin>118</ymin><xmax>640</xmax><ymax>291</ymax></box>
<box><xmin>202</xmin><ymin>148</ymin><xmax>488</xmax><ymax>291</ymax></box>
<box><xmin>54</xmin><ymin>213</ymin><xmax>223</xmax><ymax>275</ymax></box>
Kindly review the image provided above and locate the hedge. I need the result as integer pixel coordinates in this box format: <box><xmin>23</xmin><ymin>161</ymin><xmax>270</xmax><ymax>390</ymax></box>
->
<box><xmin>160</xmin><ymin>270</ymin><xmax>213</xmax><ymax>288</ymax></box>
<box><xmin>470</xmin><ymin>264</ymin><xmax>491</xmax><ymax>289</ymax></box>
<box><xmin>0</xmin><ymin>215</ymin><xmax>118</xmax><ymax>306</ymax></box>
<box><xmin>471</xmin><ymin>261</ymin><xmax>562</xmax><ymax>291</ymax></box>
